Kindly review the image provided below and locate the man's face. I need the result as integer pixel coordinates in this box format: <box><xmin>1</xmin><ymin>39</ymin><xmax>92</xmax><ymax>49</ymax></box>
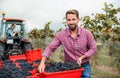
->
<box><xmin>11</xmin><ymin>25</ymin><xmax>15</xmax><ymax>29</ymax></box>
<box><xmin>66</xmin><ymin>14</ymin><xmax>79</xmax><ymax>31</ymax></box>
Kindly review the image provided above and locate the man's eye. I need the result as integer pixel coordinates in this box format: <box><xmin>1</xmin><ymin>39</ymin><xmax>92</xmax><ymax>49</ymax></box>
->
<box><xmin>67</xmin><ymin>19</ymin><xmax>71</xmax><ymax>21</ymax></box>
<box><xmin>72</xmin><ymin>19</ymin><xmax>76</xmax><ymax>21</ymax></box>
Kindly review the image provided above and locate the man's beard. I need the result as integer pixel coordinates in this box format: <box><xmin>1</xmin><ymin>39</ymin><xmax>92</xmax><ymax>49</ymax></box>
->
<box><xmin>68</xmin><ymin>24</ymin><xmax>77</xmax><ymax>31</ymax></box>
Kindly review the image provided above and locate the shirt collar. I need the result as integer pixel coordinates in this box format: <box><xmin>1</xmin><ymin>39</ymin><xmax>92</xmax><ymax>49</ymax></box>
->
<box><xmin>66</xmin><ymin>27</ymin><xmax>81</xmax><ymax>37</ymax></box>
<box><xmin>66</xmin><ymin>28</ymin><xmax>71</xmax><ymax>36</ymax></box>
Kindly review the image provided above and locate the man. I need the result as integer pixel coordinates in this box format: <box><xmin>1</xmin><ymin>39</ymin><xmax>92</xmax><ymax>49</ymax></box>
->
<box><xmin>7</xmin><ymin>24</ymin><xmax>17</xmax><ymax>37</ymax></box>
<box><xmin>38</xmin><ymin>9</ymin><xmax>97</xmax><ymax>78</ymax></box>
<box><xmin>6</xmin><ymin>24</ymin><xmax>19</xmax><ymax>50</ymax></box>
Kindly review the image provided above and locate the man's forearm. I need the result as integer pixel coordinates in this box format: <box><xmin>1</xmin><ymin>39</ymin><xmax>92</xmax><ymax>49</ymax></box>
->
<box><xmin>80</xmin><ymin>55</ymin><xmax>87</xmax><ymax>59</ymax></box>
<box><xmin>40</xmin><ymin>56</ymin><xmax>47</xmax><ymax>64</ymax></box>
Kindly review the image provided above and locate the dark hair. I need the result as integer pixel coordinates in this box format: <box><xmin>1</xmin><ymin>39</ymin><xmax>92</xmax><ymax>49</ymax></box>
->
<box><xmin>66</xmin><ymin>9</ymin><xmax>79</xmax><ymax>18</ymax></box>
<box><xmin>11</xmin><ymin>24</ymin><xmax>15</xmax><ymax>26</ymax></box>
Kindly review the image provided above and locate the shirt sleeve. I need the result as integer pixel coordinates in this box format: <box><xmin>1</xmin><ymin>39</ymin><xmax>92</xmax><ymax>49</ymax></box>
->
<box><xmin>7</xmin><ymin>29</ymin><xmax>15</xmax><ymax>37</ymax></box>
<box><xmin>84</xmin><ymin>30</ymin><xmax>97</xmax><ymax>58</ymax></box>
<box><xmin>42</xmin><ymin>33</ymin><xmax>61</xmax><ymax>58</ymax></box>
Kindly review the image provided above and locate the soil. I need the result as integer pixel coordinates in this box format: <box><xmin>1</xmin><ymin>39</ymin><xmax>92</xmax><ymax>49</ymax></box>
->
<box><xmin>96</xmin><ymin>65</ymin><xmax>120</xmax><ymax>77</ymax></box>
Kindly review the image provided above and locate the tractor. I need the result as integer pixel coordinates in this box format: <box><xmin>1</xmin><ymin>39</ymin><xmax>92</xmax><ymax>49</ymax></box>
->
<box><xmin>0</xmin><ymin>12</ymin><xmax>33</xmax><ymax>60</ymax></box>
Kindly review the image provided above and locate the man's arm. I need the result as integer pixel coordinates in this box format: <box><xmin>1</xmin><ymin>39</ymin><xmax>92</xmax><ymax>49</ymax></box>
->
<box><xmin>38</xmin><ymin>56</ymin><xmax>47</xmax><ymax>72</ymax></box>
<box><xmin>8</xmin><ymin>29</ymin><xmax>16</xmax><ymax>37</ymax></box>
<box><xmin>42</xmin><ymin>34</ymin><xmax>61</xmax><ymax>58</ymax></box>
<box><xmin>77</xmin><ymin>30</ymin><xmax>97</xmax><ymax>65</ymax></box>
<box><xmin>84</xmin><ymin>30</ymin><xmax>97</xmax><ymax>58</ymax></box>
<box><xmin>38</xmin><ymin>34</ymin><xmax>61</xmax><ymax>72</ymax></box>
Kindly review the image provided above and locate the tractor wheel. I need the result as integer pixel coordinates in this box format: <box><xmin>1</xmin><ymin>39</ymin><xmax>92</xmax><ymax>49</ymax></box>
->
<box><xmin>0</xmin><ymin>42</ymin><xmax>4</xmax><ymax>51</ymax></box>
<box><xmin>0</xmin><ymin>42</ymin><xmax>6</xmax><ymax>60</ymax></box>
<box><xmin>24</xmin><ymin>42</ymin><xmax>33</xmax><ymax>51</ymax></box>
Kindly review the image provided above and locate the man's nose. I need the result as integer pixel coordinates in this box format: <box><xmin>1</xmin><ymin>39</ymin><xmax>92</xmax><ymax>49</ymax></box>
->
<box><xmin>69</xmin><ymin>20</ymin><xmax>74</xmax><ymax>24</ymax></box>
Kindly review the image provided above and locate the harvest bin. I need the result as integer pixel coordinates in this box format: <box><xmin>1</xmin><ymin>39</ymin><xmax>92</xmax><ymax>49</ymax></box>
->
<box><xmin>26</xmin><ymin>74</ymin><xmax>40</xmax><ymax>78</ymax></box>
<box><xmin>40</xmin><ymin>68</ymin><xmax>84</xmax><ymax>78</ymax></box>
<box><xmin>9</xmin><ymin>48</ymin><xmax>42</xmax><ymax>62</ymax></box>
<box><xmin>9</xmin><ymin>54</ymin><xmax>26</xmax><ymax>62</ymax></box>
<box><xmin>26</xmin><ymin>48</ymin><xmax>42</xmax><ymax>62</ymax></box>
<box><xmin>0</xmin><ymin>61</ymin><xmax>2</xmax><ymax>69</ymax></box>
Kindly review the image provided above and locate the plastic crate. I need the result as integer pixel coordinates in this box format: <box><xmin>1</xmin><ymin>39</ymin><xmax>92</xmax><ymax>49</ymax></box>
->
<box><xmin>29</xmin><ymin>68</ymin><xmax>38</xmax><ymax>75</ymax></box>
<box><xmin>0</xmin><ymin>60</ymin><xmax>2</xmax><ymax>69</ymax></box>
<box><xmin>26</xmin><ymin>48</ymin><xmax>42</xmax><ymax>62</ymax></box>
<box><xmin>9</xmin><ymin>54</ymin><xmax>26</xmax><ymax>62</ymax></box>
<box><xmin>26</xmin><ymin>73</ymin><xmax>42</xmax><ymax>78</ymax></box>
<box><xmin>40</xmin><ymin>68</ymin><xmax>84</xmax><ymax>78</ymax></box>
<box><xmin>26</xmin><ymin>74</ymin><xmax>40</xmax><ymax>78</ymax></box>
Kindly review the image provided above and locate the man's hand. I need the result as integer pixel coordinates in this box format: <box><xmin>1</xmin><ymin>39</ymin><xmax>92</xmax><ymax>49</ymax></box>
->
<box><xmin>38</xmin><ymin>63</ymin><xmax>45</xmax><ymax>73</ymax></box>
<box><xmin>38</xmin><ymin>56</ymin><xmax>47</xmax><ymax>73</ymax></box>
<box><xmin>77</xmin><ymin>55</ymin><xmax>87</xmax><ymax>66</ymax></box>
<box><xmin>77</xmin><ymin>57</ymin><xmax>82</xmax><ymax>66</ymax></box>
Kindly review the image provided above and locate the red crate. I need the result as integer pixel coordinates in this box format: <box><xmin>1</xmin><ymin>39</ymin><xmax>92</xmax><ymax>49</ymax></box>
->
<box><xmin>9</xmin><ymin>54</ymin><xmax>26</xmax><ymax>62</ymax></box>
<box><xmin>40</xmin><ymin>68</ymin><xmax>84</xmax><ymax>78</ymax></box>
<box><xmin>26</xmin><ymin>73</ymin><xmax>42</xmax><ymax>78</ymax></box>
<box><xmin>26</xmin><ymin>74</ymin><xmax>40</xmax><ymax>78</ymax></box>
<box><xmin>0</xmin><ymin>61</ymin><xmax>2</xmax><ymax>69</ymax></box>
<box><xmin>26</xmin><ymin>48</ymin><xmax>42</xmax><ymax>62</ymax></box>
<box><xmin>29</xmin><ymin>68</ymin><xmax>38</xmax><ymax>75</ymax></box>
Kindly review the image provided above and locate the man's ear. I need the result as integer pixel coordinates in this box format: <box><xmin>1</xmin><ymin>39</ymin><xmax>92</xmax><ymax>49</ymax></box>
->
<box><xmin>78</xmin><ymin>18</ymin><xmax>80</xmax><ymax>22</ymax></box>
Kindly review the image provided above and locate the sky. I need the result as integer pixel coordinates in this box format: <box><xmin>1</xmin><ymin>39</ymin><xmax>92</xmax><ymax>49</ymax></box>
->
<box><xmin>0</xmin><ymin>0</ymin><xmax>119</xmax><ymax>32</ymax></box>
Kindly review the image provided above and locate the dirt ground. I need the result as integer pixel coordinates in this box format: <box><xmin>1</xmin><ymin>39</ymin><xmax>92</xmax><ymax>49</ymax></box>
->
<box><xmin>96</xmin><ymin>65</ymin><xmax>120</xmax><ymax>77</ymax></box>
